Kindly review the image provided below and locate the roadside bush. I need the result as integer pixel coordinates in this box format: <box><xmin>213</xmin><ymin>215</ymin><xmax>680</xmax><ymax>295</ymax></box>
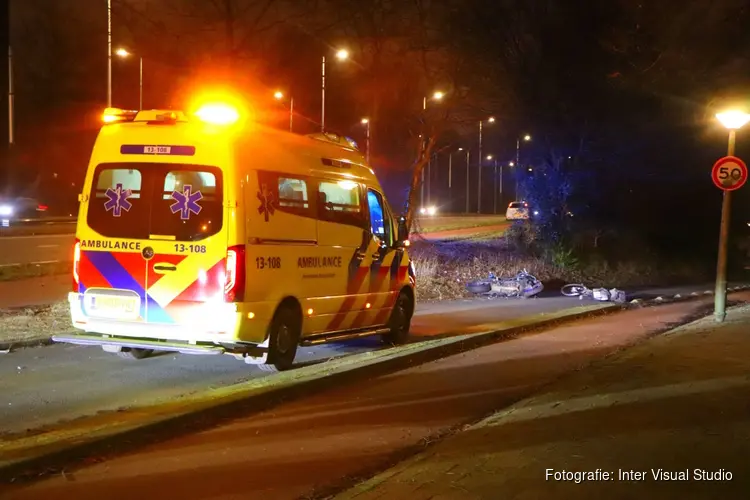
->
<box><xmin>410</xmin><ymin>239</ymin><xmax>710</xmax><ymax>302</ymax></box>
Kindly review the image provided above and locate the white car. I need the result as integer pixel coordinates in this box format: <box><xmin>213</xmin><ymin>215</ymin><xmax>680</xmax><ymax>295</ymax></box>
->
<box><xmin>506</xmin><ymin>201</ymin><xmax>530</xmax><ymax>220</ymax></box>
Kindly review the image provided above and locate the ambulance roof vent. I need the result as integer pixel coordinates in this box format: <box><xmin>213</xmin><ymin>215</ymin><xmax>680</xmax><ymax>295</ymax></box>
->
<box><xmin>134</xmin><ymin>110</ymin><xmax>189</xmax><ymax>124</ymax></box>
<box><xmin>307</xmin><ymin>132</ymin><xmax>360</xmax><ymax>152</ymax></box>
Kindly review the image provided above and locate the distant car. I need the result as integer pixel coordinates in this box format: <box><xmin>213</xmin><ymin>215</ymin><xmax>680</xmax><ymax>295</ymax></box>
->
<box><xmin>506</xmin><ymin>201</ymin><xmax>530</xmax><ymax>220</ymax></box>
<box><xmin>0</xmin><ymin>197</ymin><xmax>49</xmax><ymax>221</ymax></box>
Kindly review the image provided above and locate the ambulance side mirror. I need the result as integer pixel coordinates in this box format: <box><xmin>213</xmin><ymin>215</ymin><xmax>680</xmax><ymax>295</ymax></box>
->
<box><xmin>394</xmin><ymin>216</ymin><xmax>409</xmax><ymax>248</ymax></box>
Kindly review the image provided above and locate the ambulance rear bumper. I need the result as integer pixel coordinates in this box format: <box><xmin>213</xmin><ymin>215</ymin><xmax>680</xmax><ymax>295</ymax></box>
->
<box><xmin>51</xmin><ymin>333</ymin><xmax>226</xmax><ymax>355</ymax></box>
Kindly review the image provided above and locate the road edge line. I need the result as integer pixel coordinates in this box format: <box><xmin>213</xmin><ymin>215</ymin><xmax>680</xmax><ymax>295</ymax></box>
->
<box><xmin>0</xmin><ymin>303</ymin><xmax>622</xmax><ymax>485</ymax></box>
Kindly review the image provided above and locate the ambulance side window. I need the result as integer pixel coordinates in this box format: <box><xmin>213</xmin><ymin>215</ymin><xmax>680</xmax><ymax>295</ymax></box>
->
<box><xmin>367</xmin><ymin>189</ymin><xmax>392</xmax><ymax>247</ymax></box>
<box><xmin>317</xmin><ymin>179</ymin><xmax>366</xmax><ymax>228</ymax></box>
<box><xmin>278</xmin><ymin>177</ymin><xmax>309</xmax><ymax>210</ymax></box>
<box><xmin>88</xmin><ymin>166</ymin><xmax>149</xmax><ymax>239</ymax></box>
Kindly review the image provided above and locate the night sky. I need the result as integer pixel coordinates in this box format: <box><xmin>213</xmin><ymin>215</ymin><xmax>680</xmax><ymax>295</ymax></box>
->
<box><xmin>2</xmin><ymin>0</ymin><xmax>750</xmax><ymax>261</ymax></box>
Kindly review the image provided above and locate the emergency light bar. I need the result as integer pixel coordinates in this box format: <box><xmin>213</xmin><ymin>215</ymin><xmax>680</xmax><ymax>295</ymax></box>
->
<box><xmin>102</xmin><ymin>107</ymin><xmax>139</xmax><ymax>123</ymax></box>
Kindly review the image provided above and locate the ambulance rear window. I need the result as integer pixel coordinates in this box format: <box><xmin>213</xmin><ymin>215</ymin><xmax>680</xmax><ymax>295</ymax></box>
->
<box><xmin>88</xmin><ymin>163</ymin><xmax>223</xmax><ymax>241</ymax></box>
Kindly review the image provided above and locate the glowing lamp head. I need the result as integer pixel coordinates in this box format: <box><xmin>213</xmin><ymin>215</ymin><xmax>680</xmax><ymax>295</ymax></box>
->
<box><xmin>273</xmin><ymin>91</ymin><xmax>284</xmax><ymax>100</ymax></box>
<box><xmin>716</xmin><ymin>110</ymin><xmax>750</xmax><ymax>130</ymax></box>
<box><xmin>486</xmin><ymin>155</ymin><xmax>493</xmax><ymax>160</ymax></box>
<box><xmin>335</xmin><ymin>49</ymin><xmax>349</xmax><ymax>60</ymax></box>
<box><xmin>361</xmin><ymin>118</ymin><xmax>369</xmax><ymax>124</ymax></box>
<box><xmin>195</xmin><ymin>104</ymin><xmax>240</xmax><ymax>125</ymax></box>
<box><xmin>433</xmin><ymin>91</ymin><xmax>445</xmax><ymax>100</ymax></box>
<box><xmin>488</xmin><ymin>116</ymin><xmax>496</xmax><ymax>123</ymax></box>
<box><xmin>523</xmin><ymin>134</ymin><xmax>531</xmax><ymax>141</ymax></box>
<box><xmin>115</xmin><ymin>48</ymin><xmax>130</xmax><ymax>57</ymax></box>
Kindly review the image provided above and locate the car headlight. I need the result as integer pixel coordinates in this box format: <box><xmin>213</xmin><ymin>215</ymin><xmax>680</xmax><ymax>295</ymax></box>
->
<box><xmin>426</xmin><ymin>206</ymin><xmax>437</xmax><ymax>216</ymax></box>
<box><xmin>533</xmin><ymin>210</ymin><xmax>539</xmax><ymax>215</ymax></box>
<box><xmin>419</xmin><ymin>207</ymin><xmax>426</xmax><ymax>214</ymax></box>
<box><xmin>0</xmin><ymin>205</ymin><xmax>13</xmax><ymax>216</ymax></box>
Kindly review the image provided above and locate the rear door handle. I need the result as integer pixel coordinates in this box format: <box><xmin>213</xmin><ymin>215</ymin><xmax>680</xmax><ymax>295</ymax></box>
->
<box><xmin>153</xmin><ymin>264</ymin><xmax>177</xmax><ymax>272</ymax></box>
<box><xmin>371</xmin><ymin>253</ymin><xmax>381</xmax><ymax>260</ymax></box>
<box><xmin>354</xmin><ymin>250</ymin><xmax>367</xmax><ymax>259</ymax></box>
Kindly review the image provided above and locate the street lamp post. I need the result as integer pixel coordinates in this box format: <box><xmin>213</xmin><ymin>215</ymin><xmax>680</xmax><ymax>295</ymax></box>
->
<box><xmin>714</xmin><ymin>110</ymin><xmax>750</xmax><ymax>322</ymax></box>
<box><xmin>107</xmin><ymin>0</ymin><xmax>112</xmax><ymax>107</ymax></box>
<box><xmin>321</xmin><ymin>48</ymin><xmax>349</xmax><ymax>132</ymax></box>
<box><xmin>115</xmin><ymin>48</ymin><xmax>143</xmax><ymax>110</ymax></box>
<box><xmin>477</xmin><ymin>116</ymin><xmax>495</xmax><ymax>213</ymax></box>
<box><xmin>8</xmin><ymin>46</ymin><xmax>13</xmax><ymax>150</ymax></box>
<box><xmin>448</xmin><ymin>148</ymin><xmax>462</xmax><ymax>211</ymax></box>
<box><xmin>465</xmin><ymin>149</ymin><xmax>471</xmax><ymax>213</ymax></box>
<box><xmin>487</xmin><ymin>155</ymin><xmax>501</xmax><ymax>213</ymax></box>
<box><xmin>515</xmin><ymin>134</ymin><xmax>531</xmax><ymax>200</ymax></box>
<box><xmin>361</xmin><ymin>118</ymin><xmax>370</xmax><ymax>163</ymax></box>
<box><xmin>274</xmin><ymin>91</ymin><xmax>294</xmax><ymax>132</ymax></box>
<box><xmin>420</xmin><ymin>91</ymin><xmax>445</xmax><ymax>207</ymax></box>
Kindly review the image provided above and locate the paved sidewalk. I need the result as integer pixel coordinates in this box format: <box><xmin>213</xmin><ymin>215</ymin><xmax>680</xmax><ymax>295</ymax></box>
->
<box><xmin>335</xmin><ymin>304</ymin><xmax>750</xmax><ymax>500</ymax></box>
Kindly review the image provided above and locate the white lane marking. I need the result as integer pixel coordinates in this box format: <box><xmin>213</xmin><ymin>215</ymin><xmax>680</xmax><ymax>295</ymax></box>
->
<box><xmin>37</xmin><ymin>244</ymin><xmax>60</xmax><ymax>248</ymax></box>
<box><xmin>0</xmin><ymin>233</ymin><xmax>74</xmax><ymax>241</ymax></box>
<box><xmin>0</xmin><ymin>260</ymin><xmax>61</xmax><ymax>268</ymax></box>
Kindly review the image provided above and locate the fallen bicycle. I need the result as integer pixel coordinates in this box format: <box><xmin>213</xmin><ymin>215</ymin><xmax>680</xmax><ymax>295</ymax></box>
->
<box><xmin>561</xmin><ymin>283</ymin><xmax>627</xmax><ymax>303</ymax></box>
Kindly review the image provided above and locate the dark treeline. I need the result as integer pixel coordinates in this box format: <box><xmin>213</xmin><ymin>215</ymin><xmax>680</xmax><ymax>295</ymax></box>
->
<box><xmin>6</xmin><ymin>0</ymin><xmax>750</xmax><ymax>265</ymax></box>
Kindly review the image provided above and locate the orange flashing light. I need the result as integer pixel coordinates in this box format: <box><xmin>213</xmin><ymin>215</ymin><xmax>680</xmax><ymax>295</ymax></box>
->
<box><xmin>102</xmin><ymin>107</ymin><xmax>137</xmax><ymax>124</ymax></box>
<box><xmin>194</xmin><ymin>103</ymin><xmax>240</xmax><ymax>125</ymax></box>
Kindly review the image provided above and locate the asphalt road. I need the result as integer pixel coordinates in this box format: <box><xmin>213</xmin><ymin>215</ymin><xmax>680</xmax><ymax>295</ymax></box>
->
<box><xmin>0</xmin><ymin>234</ymin><xmax>74</xmax><ymax>267</ymax></box>
<box><xmin>1</xmin><ymin>292</ymin><xmax>735</xmax><ymax>500</ymax></box>
<box><xmin>0</xmin><ymin>283</ymin><xmax>723</xmax><ymax>438</ymax></box>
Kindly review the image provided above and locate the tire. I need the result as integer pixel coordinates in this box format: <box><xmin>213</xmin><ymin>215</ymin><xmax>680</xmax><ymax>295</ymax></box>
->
<box><xmin>466</xmin><ymin>280</ymin><xmax>492</xmax><ymax>294</ymax></box>
<box><xmin>117</xmin><ymin>347</ymin><xmax>154</xmax><ymax>360</ymax></box>
<box><xmin>561</xmin><ymin>284</ymin><xmax>586</xmax><ymax>297</ymax></box>
<box><xmin>382</xmin><ymin>292</ymin><xmax>413</xmax><ymax>346</ymax></box>
<box><xmin>262</xmin><ymin>305</ymin><xmax>301</xmax><ymax>372</ymax></box>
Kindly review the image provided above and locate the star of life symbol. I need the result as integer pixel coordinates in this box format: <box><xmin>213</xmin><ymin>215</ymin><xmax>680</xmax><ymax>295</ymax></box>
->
<box><xmin>170</xmin><ymin>184</ymin><xmax>203</xmax><ymax>220</ymax></box>
<box><xmin>103</xmin><ymin>183</ymin><xmax>133</xmax><ymax>217</ymax></box>
<box><xmin>257</xmin><ymin>183</ymin><xmax>276</xmax><ymax>222</ymax></box>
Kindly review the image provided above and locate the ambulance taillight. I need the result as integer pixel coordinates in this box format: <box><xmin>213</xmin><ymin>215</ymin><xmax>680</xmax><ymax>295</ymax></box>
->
<box><xmin>72</xmin><ymin>239</ymin><xmax>81</xmax><ymax>292</ymax></box>
<box><xmin>224</xmin><ymin>245</ymin><xmax>246</xmax><ymax>302</ymax></box>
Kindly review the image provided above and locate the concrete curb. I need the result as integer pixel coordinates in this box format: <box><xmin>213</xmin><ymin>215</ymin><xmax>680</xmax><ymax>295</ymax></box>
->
<box><xmin>0</xmin><ymin>302</ymin><xmax>621</xmax><ymax>484</ymax></box>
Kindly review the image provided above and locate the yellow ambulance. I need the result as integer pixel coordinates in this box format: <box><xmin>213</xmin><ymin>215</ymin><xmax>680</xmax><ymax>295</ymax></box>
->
<box><xmin>53</xmin><ymin>100</ymin><xmax>416</xmax><ymax>371</ymax></box>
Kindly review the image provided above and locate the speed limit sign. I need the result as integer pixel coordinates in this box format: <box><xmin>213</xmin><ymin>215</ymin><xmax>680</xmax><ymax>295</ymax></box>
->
<box><xmin>712</xmin><ymin>156</ymin><xmax>748</xmax><ymax>191</ymax></box>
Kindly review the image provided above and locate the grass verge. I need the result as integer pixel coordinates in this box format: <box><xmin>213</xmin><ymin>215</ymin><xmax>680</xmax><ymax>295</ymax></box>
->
<box><xmin>410</xmin><ymin>239</ymin><xmax>711</xmax><ymax>302</ymax></box>
<box><xmin>416</xmin><ymin>215</ymin><xmax>506</xmax><ymax>233</ymax></box>
<box><xmin>0</xmin><ymin>261</ymin><xmax>72</xmax><ymax>282</ymax></box>
<box><xmin>0</xmin><ymin>301</ymin><xmax>71</xmax><ymax>348</ymax></box>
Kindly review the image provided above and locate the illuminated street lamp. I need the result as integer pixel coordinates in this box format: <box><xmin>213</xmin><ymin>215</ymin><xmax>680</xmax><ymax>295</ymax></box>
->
<box><xmin>360</xmin><ymin>118</ymin><xmax>371</xmax><ymax>163</ymax></box>
<box><xmin>713</xmin><ymin>110</ymin><xmax>750</xmax><ymax>322</ymax></box>
<box><xmin>420</xmin><ymin>90</ymin><xmax>446</xmax><ymax>204</ymax></box>
<box><xmin>321</xmin><ymin>48</ymin><xmax>349</xmax><ymax>131</ymax></box>
<box><xmin>273</xmin><ymin>90</ymin><xmax>294</xmax><ymax>132</ymax></box>
<box><xmin>115</xmin><ymin>48</ymin><xmax>143</xmax><ymax>110</ymax></box>
<box><xmin>477</xmin><ymin>116</ymin><xmax>495</xmax><ymax>213</ymax></box>
<box><xmin>422</xmin><ymin>90</ymin><xmax>445</xmax><ymax>110</ymax></box>
<box><xmin>514</xmin><ymin>134</ymin><xmax>531</xmax><ymax>199</ymax></box>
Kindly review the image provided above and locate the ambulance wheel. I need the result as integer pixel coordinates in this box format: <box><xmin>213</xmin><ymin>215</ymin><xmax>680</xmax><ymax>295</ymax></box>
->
<box><xmin>260</xmin><ymin>305</ymin><xmax>301</xmax><ymax>372</ymax></box>
<box><xmin>382</xmin><ymin>291</ymin><xmax>413</xmax><ymax>346</ymax></box>
<box><xmin>117</xmin><ymin>347</ymin><xmax>154</xmax><ymax>360</ymax></box>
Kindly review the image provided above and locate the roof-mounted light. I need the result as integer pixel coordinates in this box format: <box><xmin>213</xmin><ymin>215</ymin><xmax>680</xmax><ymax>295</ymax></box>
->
<box><xmin>102</xmin><ymin>107</ymin><xmax>138</xmax><ymax>124</ymax></box>
<box><xmin>194</xmin><ymin>104</ymin><xmax>240</xmax><ymax>125</ymax></box>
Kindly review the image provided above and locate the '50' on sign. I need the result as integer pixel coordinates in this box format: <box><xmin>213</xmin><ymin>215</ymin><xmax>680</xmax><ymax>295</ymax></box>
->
<box><xmin>712</xmin><ymin>156</ymin><xmax>748</xmax><ymax>191</ymax></box>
